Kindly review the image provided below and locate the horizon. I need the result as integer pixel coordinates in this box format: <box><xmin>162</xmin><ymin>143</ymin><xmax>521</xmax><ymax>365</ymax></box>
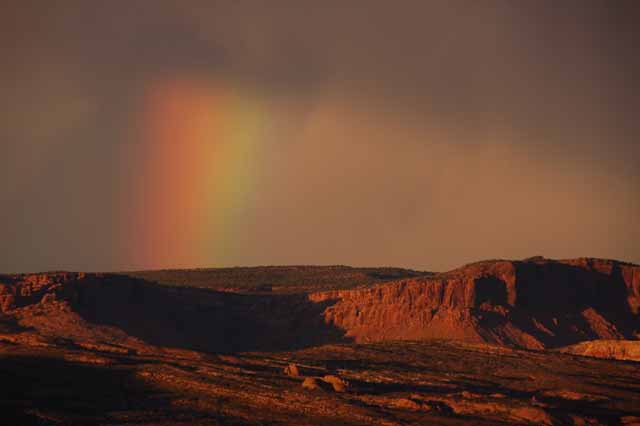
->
<box><xmin>3</xmin><ymin>254</ymin><xmax>639</xmax><ymax>276</ymax></box>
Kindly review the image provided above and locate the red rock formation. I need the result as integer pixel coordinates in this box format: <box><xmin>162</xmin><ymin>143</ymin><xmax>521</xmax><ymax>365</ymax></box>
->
<box><xmin>560</xmin><ymin>339</ymin><xmax>640</xmax><ymax>361</ymax></box>
<box><xmin>311</xmin><ymin>258</ymin><xmax>640</xmax><ymax>349</ymax></box>
<box><xmin>0</xmin><ymin>257</ymin><xmax>637</xmax><ymax>352</ymax></box>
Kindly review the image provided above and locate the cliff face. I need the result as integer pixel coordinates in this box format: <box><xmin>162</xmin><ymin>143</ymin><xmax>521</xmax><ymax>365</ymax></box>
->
<box><xmin>0</xmin><ymin>272</ymin><xmax>347</xmax><ymax>353</ymax></box>
<box><xmin>311</xmin><ymin>258</ymin><xmax>640</xmax><ymax>349</ymax></box>
<box><xmin>0</xmin><ymin>258</ymin><xmax>638</xmax><ymax>352</ymax></box>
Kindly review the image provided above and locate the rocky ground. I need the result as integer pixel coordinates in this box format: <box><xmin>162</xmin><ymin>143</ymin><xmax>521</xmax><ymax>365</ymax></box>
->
<box><xmin>1</xmin><ymin>256</ymin><xmax>639</xmax><ymax>425</ymax></box>
<box><xmin>560</xmin><ymin>340</ymin><xmax>640</xmax><ymax>362</ymax></box>
<box><xmin>2</xmin><ymin>338</ymin><xmax>640</xmax><ymax>426</ymax></box>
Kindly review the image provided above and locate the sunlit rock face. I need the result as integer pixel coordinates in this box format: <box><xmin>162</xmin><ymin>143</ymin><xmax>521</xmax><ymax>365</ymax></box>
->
<box><xmin>1</xmin><ymin>257</ymin><xmax>638</xmax><ymax>353</ymax></box>
<box><xmin>313</xmin><ymin>258</ymin><xmax>640</xmax><ymax>349</ymax></box>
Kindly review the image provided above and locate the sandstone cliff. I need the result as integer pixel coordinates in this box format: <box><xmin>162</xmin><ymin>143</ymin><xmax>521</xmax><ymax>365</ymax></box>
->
<box><xmin>311</xmin><ymin>257</ymin><xmax>640</xmax><ymax>349</ymax></box>
<box><xmin>0</xmin><ymin>257</ymin><xmax>638</xmax><ymax>352</ymax></box>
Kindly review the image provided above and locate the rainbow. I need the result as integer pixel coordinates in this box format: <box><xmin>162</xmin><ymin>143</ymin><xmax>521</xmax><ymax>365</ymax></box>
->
<box><xmin>126</xmin><ymin>75</ymin><xmax>267</xmax><ymax>269</ymax></box>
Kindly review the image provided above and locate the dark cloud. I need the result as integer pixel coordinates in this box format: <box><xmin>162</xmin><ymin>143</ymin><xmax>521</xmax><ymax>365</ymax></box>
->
<box><xmin>1</xmin><ymin>1</ymin><xmax>638</xmax><ymax>272</ymax></box>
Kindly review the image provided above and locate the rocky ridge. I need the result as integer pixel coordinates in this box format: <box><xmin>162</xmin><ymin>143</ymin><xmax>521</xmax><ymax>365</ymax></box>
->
<box><xmin>0</xmin><ymin>257</ymin><xmax>638</xmax><ymax>353</ymax></box>
<box><xmin>312</xmin><ymin>257</ymin><xmax>640</xmax><ymax>349</ymax></box>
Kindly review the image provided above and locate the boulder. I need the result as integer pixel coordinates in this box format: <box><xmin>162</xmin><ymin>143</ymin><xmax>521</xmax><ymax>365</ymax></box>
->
<box><xmin>284</xmin><ymin>363</ymin><xmax>300</xmax><ymax>377</ymax></box>
<box><xmin>301</xmin><ymin>377</ymin><xmax>322</xmax><ymax>391</ymax></box>
<box><xmin>322</xmin><ymin>375</ymin><xmax>349</xmax><ymax>392</ymax></box>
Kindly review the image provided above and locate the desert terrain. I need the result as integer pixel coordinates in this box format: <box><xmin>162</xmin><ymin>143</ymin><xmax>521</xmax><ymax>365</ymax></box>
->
<box><xmin>1</xmin><ymin>257</ymin><xmax>639</xmax><ymax>425</ymax></box>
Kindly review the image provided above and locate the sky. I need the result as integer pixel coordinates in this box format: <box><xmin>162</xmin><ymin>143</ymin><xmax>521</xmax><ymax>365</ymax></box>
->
<box><xmin>1</xmin><ymin>1</ymin><xmax>639</xmax><ymax>273</ymax></box>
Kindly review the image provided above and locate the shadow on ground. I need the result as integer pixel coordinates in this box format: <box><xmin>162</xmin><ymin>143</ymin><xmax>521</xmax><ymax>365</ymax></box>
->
<box><xmin>67</xmin><ymin>275</ymin><xmax>351</xmax><ymax>353</ymax></box>
<box><xmin>0</xmin><ymin>353</ymin><xmax>259</xmax><ymax>425</ymax></box>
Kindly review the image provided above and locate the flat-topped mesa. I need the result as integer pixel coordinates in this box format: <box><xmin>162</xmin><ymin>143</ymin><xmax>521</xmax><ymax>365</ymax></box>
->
<box><xmin>310</xmin><ymin>258</ymin><xmax>640</xmax><ymax>349</ymax></box>
<box><xmin>309</xmin><ymin>260</ymin><xmax>518</xmax><ymax>310</ymax></box>
<box><xmin>0</xmin><ymin>257</ymin><xmax>638</xmax><ymax>352</ymax></box>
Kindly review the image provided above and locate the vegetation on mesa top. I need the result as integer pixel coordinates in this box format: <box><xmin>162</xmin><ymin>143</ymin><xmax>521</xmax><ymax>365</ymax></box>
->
<box><xmin>122</xmin><ymin>265</ymin><xmax>430</xmax><ymax>294</ymax></box>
